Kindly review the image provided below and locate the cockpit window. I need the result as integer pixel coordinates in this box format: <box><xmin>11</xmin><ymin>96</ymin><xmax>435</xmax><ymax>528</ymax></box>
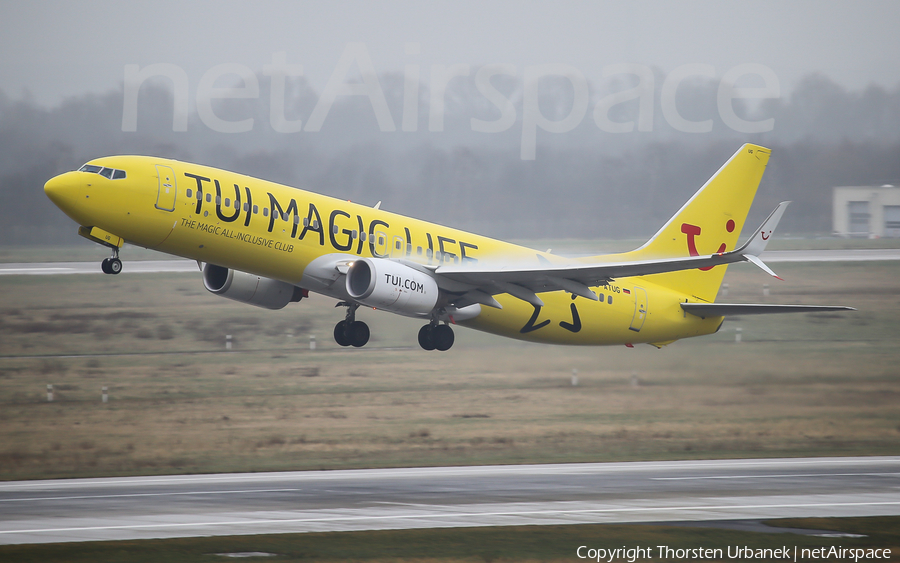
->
<box><xmin>78</xmin><ymin>163</ymin><xmax>127</xmax><ymax>180</ymax></box>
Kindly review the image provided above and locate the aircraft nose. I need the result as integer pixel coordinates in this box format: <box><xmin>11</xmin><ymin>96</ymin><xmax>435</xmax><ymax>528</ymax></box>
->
<box><xmin>44</xmin><ymin>173</ymin><xmax>64</xmax><ymax>201</ymax></box>
<box><xmin>44</xmin><ymin>172</ymin><xmax>79</xmax><ymax>210</ymax></box>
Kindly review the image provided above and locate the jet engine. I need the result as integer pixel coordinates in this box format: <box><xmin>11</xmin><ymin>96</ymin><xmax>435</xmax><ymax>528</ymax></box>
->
<box><xmin>202</xmin><ymin>264</ymin><xmax>304</xmax><ymax>310</ymax></box>
<box><xmin>345</xmin><ymin>258</ymin><xmax>439</xmax><ymax>316</ymax></box>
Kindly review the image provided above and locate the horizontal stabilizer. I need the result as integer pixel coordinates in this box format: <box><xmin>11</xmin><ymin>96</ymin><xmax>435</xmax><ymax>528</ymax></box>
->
<box><xmin>682</xmin><ymin>302</ymin><xmax>856</xmax><ymax>318</ymax></box>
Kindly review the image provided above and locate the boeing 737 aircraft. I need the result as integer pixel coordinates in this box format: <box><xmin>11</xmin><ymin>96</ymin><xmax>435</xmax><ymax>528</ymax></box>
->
<box><xmin>44</xmin><ymin>144</ymin><xmax>851</xmax><ymax>351</ymax></box>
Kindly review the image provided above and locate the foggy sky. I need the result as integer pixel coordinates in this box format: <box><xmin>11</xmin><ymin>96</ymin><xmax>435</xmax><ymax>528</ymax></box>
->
<box><xmin>2</xmin><ymin>0</ymin><xmax>899</xmax><ymax>107</ymax></box>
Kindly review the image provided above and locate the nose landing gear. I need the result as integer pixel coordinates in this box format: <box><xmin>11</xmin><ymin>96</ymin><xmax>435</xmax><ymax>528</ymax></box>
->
<box><xmin>101</xmin><ymin>249</ymin><xmax>122</xmax><ymax>275</ymax></box>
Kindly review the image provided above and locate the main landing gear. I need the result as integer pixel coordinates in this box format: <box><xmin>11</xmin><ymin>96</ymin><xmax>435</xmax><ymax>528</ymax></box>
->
<box><xmin>100</xmin><ymin>249</ymin><xmax>122</xmax><ymax>275</ymax></box>
<box><xmin>333</xmin><ymin>302</ymin><xmax>370</xmax><ymax>348</ymax></box>
<box><xmin>330</xmin><ymin>304</ymin><xmax>456</xmax><ymax>351</ymax></box>
<box><xmin>418</xmin><ymin>322</ymin><xmax>454</xmax><ymax>351</ymax></box>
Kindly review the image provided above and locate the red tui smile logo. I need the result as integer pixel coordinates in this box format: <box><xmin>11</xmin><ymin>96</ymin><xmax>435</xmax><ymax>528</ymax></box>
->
<box><xmin>681</xmin><ymin>219</ymin><xmax>734</xmax><ymax>271</ymax></box>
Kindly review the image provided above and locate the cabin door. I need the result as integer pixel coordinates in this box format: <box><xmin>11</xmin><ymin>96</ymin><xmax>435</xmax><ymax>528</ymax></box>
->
<box><xmin>629</xmin><ymin>287</ymin><xmax>648</xmax><ymax>332</ymax></box>
<box><xmin>155</xmin><ymin>165</ymin><xmax>177</xmax><ymax>211</ymax></box>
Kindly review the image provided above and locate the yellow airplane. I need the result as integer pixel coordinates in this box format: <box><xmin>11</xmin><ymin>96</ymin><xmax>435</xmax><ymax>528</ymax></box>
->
<box><xmin>44</xmin><ymin>143</ymin><xmax>852</xmax><ymax>351</ymax></box>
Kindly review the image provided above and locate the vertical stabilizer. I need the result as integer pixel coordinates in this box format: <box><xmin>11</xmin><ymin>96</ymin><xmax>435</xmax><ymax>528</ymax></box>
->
<box><xmin>618</xmin><ymin>144</ymin><xmax>771</xmax><ymax>302</ymax></box>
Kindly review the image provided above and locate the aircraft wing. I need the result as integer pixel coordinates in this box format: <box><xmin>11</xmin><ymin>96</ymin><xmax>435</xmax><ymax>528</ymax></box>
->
<box><xmin>435</xmin><ymin>202</ymin><xmax>791</xmax><ymax>309</ymax></box>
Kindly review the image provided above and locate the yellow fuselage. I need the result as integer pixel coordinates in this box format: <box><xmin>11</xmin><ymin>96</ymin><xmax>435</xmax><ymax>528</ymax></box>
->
<box><xmin>44</xmin><ymin>155</ymin><xmax>723</xmax><ymax>347</ymax></box>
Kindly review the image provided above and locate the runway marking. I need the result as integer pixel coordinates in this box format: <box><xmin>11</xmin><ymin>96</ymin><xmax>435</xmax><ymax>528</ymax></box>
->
<box><xmin>652</xmin><ymin>472</ymin><xmax>900</xmax><ymax>481</ymax></box>
<box><xmin>370</xmin><ymin>501</ymin><xmax>434</xmax><ymax>507</ymax></box>
<box><xmin>0</xmin><ymin>489</ymin><xmax>300</xmax><ymax>503</ymax></box>
<box><xmin>3</xmin><ymin>500</ymin><xmax>900</xmax><ymax>536</ymax></box>
<box><xmin>0</xmin><ymin>268</ymin><xmax>75</xmax><ymax>274</ymax></box>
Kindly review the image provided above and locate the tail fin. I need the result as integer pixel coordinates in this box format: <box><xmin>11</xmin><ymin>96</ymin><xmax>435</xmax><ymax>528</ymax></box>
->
<box><xmin>620</xmin><ymin>144</ymin><xmax>771</xmax><ymax>302</ymax></box>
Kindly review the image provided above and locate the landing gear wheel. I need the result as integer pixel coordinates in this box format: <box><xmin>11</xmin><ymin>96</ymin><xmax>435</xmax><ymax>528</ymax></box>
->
<box><xmin>101</xmin><ymin>255</ymin><xmax>122</xmax><ymax>275</ymax></box>
<box><xmin>433</xmin><ymin>324</ymin><xmax>455</xmax><ymax>351</ymax></box>
<box><xmin>334</xmin><ymin>303</ymin><xmax>368</xmax><ymax>348</ymax></box>
<box><xmin>418</xmin><ymin>325</ymin><xmax>435</xmax><ymax>351</ymax></box>
<box><xmin>349</xmin><ymin>321</ymin><xmax>369</xmax><ymax>347</ymax></box>
<box><xmin>334</xmin><ymin>320</ymin><xmax>351</xmax><ymax>347</ymax></box>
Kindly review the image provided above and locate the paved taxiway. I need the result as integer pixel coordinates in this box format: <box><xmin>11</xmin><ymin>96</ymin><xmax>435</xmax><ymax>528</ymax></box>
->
<box><xmin>0</xmin><ymin>457</ymin><xmax>898</xmax><ymax>544</ymax></box>
<box><xmin>1</xmin><ymin>249</ymin><xmax>899</xmax><ymax>276</ymax></box>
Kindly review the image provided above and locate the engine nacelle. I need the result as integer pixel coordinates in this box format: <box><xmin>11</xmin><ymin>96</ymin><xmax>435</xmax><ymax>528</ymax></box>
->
<box><xmin>346</xmin><ymin>258</ymin><xmax>439</xmax><ymax>317</ymax></box>
<box><xmin>202</xmin><ymin>264</ymin><xmax>304</xmax><ymax>310</ymax></box>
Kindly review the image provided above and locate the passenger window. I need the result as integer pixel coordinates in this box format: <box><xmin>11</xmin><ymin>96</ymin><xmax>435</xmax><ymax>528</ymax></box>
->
<box><xmin>206</xmin><ymin>193</ymin><xmax>212</xmax><ymax>202</ymax></box>
<box><xmin>186</xmin><ymin>189</ymin><xmax>193</xmax><ymax>198</ymax></box>
<box><xmin>607</xmin><ymin>295</ymin><xmax>613</xmax><ymax>305</ymax></box>
<box><xmin>244</xmin><ymin>202</ymin><xmax>249</xmax><ymax>211</ymax></box>
<box><xmin>99</xmin><ymin>168</ymin><xmax>113</xmax><ymax>179</ymax></box>
<box><xmin>379</xmin><ymin>236</ymin><xmax>385</xmax><ymax>245</ymax></box>
<box><xmin>395</xmin><ymin>241</ymin><xmax>401</xmax><ymax>250</ymax></box>
<box><xmin>313</xmin><ymin>220</ymin><xmax>320</xmax><ymax>229</ymax></box>
<box><xmin>112</xmin><ymin>169</ymin><xmax>126</xmax><ymax>180</ymax></box>
<box><xmin>360</xmin><ymin>232</ymin><xmax>367</xmax><ymax>242</ymax></box>
<box><xmin>350</xmin><ymin>230</ymin><xmax>357</xmax><ymax>239</ymax></box>
<box><xmin>263</xmin><ymin>208</ymin><xmax>268</xmax><ymax>217</ymax></box>
<box><xmin>197</xmin><ymin>191</ymin><xmax>203</xmax><ymax>200</ymax></box>
<box><xmin>216</xmin><ymin>196</ymin><xmax>221</xmax><ymax>205</ymax></box>
<box><xmin>224</xmin><ymin>198</ymin><xmax>230</xmax><ymax>207</ymax></box>
<box><xmin>294</xmin><ymin>215</ymin><xmax>300</xmax><ymax>224</ymax></box>
<box><xmin>332</xmin><ymin>225</ymin><xmax>338</xmax><ymax>234</ymax></box>
<box><xmin>282</xmin><ymin>212</ymin><xmax>288</xmax><ymax>221</ymax></box>
<box><xmin>253</xmin><ymin>205</ymin><xmax>258</xmax><ymax>214</ymax></box>
<box><xmin>303</xmin><ymin>218</ymin><xmax>309</xmax><ymax>227</ymax></box>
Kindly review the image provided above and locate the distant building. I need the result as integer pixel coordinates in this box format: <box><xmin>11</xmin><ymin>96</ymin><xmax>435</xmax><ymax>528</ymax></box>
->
<box><xmin>833</xmin><ymin>185</ymin><xmax>900</xmax><ymax>237</ymax></box>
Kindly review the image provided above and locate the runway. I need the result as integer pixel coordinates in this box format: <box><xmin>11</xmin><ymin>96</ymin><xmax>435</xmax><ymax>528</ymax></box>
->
<box><xmin>1</xmin><ymin>249</ymin><xmax>899</xmax><ymax>276</ymax></box>
<box><xmin>1</xmin><ymin>457</ymin><xmax>898</xmax><ymax>545</ymax></box>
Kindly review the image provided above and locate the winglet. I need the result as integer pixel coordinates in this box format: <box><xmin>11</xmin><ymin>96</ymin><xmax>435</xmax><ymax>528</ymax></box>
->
<box><xmin>735</xmin><ymin>201</ymin><xmax>790</xmax><ymax>279</ymax></box>
<box><xmin>739</xmin><ymin>201</ymin><xmax>790</xmax><ymax>256</ymax></box>
<box><xmin>745</xmin><ymin>254</ymin><xmax>783</xmax><ymax>280</ymax></box>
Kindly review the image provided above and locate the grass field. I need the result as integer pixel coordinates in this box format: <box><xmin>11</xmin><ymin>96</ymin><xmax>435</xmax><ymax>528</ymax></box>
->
<box><xmin>0</xmin><ymin>258</ymin><xmax>897</xmax><ymax>480</ymax></box>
